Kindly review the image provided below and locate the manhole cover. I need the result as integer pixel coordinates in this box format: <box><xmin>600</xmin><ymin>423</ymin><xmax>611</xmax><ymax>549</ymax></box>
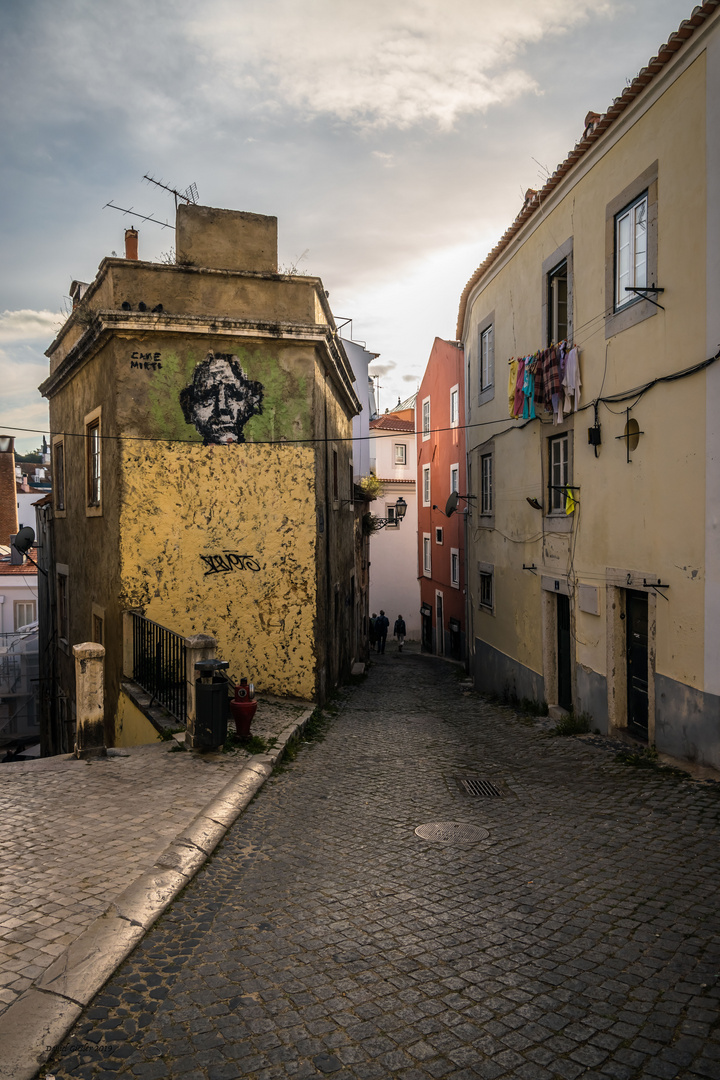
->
<box><xmin>457</xmin><ymin>778</ymin><xmax>504</xmax><ymax>797</ymax></box>
<box><xmin>415</xmin><ymin>821</ymin><xmax>489</xmax><ymax>843</ymax></box>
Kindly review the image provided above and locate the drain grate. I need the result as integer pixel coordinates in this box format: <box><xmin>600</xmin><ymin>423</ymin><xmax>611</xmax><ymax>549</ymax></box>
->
<box><xmin>458</xmin><ymin>778</ymin><xmax>504</xmax><ymax>797</ymax></box>
<box><xmin>415</xmin><ymin>821</ymin><xmax>489</xmax><ymax>844</ymax></box>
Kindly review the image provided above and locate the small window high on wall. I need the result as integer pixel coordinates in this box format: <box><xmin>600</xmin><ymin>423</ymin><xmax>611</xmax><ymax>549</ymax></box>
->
<box><xmin>548</xmin><ymin>259</ymin><xmax>568</xmax><ymax>344</ymax></box>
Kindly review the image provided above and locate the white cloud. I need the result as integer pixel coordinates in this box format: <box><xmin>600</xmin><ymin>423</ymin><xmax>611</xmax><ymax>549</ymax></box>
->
<box><xmin>0</xmin><ymin>309</ymin><xmax>64</xmax><ymax>344</ymax></box>
<box><xmin>188</xmin><ymin>0</ymin><xmax>616</xmax><ymax>130</ymax></box>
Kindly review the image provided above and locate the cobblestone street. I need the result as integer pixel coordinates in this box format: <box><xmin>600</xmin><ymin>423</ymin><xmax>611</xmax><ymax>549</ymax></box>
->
<box><xmin>44</xmin><ymin>647</ymin><xmax>720</xmax><ymax>1080</ymax></box>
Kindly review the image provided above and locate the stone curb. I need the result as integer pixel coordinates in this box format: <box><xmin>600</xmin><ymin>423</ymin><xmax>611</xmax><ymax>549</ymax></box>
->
<box><xmin>0</xmin><ymin>706</ymin><xmax>315</xmax><ymax>1080</ymax></box>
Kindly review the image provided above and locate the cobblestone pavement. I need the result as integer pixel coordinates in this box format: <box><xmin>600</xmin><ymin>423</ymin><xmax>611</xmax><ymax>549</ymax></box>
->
<box><xmin>0</xmin><ymin>699</ymin><xmax>307</xmax><ymax>1016</ymax></box>
<box><xmin>43</xmin><ymin>647</ymin><xmax>720</xmax><ymax>1080</ymax></box>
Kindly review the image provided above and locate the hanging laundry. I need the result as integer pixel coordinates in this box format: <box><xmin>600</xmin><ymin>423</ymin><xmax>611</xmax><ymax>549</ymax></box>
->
<box><xmin>513</xmin><ymin>357</ymin><xmax>526</xmax><ymax>418</ymax></box>
<box><xmin>563</xmin><ymin>346</ymin><xmax>582</xmax><ymax>412</ymax></box>
<box><xmin>552</xmin><ymin>342</ymin><xmax>568</xmax><ymax>424</ymax></box>
<box><xmin>508</xmin><ymin>358</ymin><xmax>519</xmax><ymax>417</ymax></box>
<box><xmin>523</xmin><ymin>356</ymin><xmax>536</xmax><ymax>420</ymax></box>
<box><xmin>565</xmin><ymin>486</ymin><xmax>576</xmax><ymax>515</ymax></box>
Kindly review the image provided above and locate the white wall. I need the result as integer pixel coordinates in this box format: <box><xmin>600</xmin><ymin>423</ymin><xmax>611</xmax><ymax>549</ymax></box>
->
<box><xmin>0</xmin><ymin>571</ymin><xmax>39</xmax><ymax>634</ymax></box>
<box><xmin>341</xmin><ymin>337</ymin><xmax>375</xmax><ymax>482</ymax></box>
<box><xmin>369</xmin><ymin>426</ymin><xmax>419</xmax><ymax>638</ymax></box>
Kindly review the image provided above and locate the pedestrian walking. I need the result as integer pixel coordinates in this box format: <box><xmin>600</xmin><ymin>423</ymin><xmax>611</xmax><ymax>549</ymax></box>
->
<box><xmin>369</xmin><ymin>613</ymin><xmax>377</xmax><ymax>651</ymax></box>
<box><xmin>393</xmin><ymin>615</ymin><xmax>406</xmax><ymax>652</ymax></box>
<box><xmin>375</xmin><ymin>610</ymin><xmax>389</xmax><ymax>654</ymax></box>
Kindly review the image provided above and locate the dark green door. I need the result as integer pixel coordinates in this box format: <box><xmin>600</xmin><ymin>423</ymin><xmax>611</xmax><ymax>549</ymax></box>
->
<box><xmin>626</xmin><ymin>590</ymin><xmax>649</xmax><ymax>740</ymax></box>
<box><xmin>557</xmin><ymin>594</ymin><xmax>572</xmax><ymax>710</ymax></box>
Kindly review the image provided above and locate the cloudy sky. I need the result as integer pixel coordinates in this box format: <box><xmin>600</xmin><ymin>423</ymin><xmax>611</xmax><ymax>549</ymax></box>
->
<box><xmin>0</xmin><ymin>0</ymin><xmax>692</xmax><ymax>452</ymax></box>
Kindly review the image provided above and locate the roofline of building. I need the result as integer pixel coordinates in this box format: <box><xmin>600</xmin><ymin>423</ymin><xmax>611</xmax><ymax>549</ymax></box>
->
<box><xmin>456</xmin><ymin>0</ymin><xmax>720</xmax><ymax>340</ymax></box>
<box><xmin>40</xmin><ymin>310</ymin><xmax>362</xmax><ymax>417</ymax></box>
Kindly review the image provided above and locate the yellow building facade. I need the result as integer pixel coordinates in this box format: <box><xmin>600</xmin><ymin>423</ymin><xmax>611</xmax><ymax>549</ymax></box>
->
<box><xmin>460</xmin><ymin>5</ymin><xmax>720</xmax><ymax>767</ymax></box>
<box><xmin>42</xmin><ymin>206</ymin><xmax>362</xmax><ymax>745</ymax></box>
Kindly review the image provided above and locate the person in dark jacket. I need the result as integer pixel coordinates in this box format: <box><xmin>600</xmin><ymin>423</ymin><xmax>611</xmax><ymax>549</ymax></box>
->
<box><xmin>393</xmin><ymin>615</ymin><xmax>406</xmax><ymax>652</ymax></box>
<box><xmin>375</xmin><ymin>610</ymin><xmax>389</xmax><ymax>654</ymax></box>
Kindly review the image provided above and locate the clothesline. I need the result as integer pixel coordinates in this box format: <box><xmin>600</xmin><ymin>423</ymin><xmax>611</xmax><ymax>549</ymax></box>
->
<box><xmin>508</xmin><ymin>341</ymin><xmax>581</xmax><ymax>424</ymax></box>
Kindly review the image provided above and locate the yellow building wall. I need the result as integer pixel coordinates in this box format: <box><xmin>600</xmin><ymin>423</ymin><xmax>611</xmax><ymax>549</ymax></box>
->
<box><xmin>115</xmin><ymin>690</ymin><xmax>163</xmax><ymax>747</ymax></box>
<box><xmin>466</xmin><ymin>52</ymin><xmax>707</xmax><ymax>692</ymax></box>
<box><xmin>119</xmin><ymin>441</ymin><xmax>318</xmax><ymax>701</ymax></box>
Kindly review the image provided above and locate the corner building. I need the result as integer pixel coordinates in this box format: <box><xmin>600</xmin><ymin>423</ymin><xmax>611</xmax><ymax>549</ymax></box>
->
<box><xmin>41</xmin><ymin>205</ymin><xmax>361</xmax><ymax>746</ymax></box>
<box><xmin>459</xmin><ymin>3</ymin><xmax>720</xmax><ymax>767</ymax></box>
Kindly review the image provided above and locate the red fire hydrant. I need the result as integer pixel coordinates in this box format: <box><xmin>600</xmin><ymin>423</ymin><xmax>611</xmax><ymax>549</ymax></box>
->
<box><xmin>229</xmin><ymin>678</ymin><xmax>257</xmax><ymax>737</ymax></box>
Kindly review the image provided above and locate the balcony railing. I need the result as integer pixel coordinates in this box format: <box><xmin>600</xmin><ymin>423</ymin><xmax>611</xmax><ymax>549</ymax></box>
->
<box><xmin>130</xmin><ymin>613</ymin><xmax>187</xmax><ymax>723</ymax></box>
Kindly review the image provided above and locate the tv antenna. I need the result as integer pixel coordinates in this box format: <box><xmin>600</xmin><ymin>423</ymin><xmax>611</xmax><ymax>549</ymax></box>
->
<box><xmin>143</xmin><ymin>174</ymin><xmax>200</xmax><ymax>209</ymax></box>
<box><xmin>102</xmin><ymin>201</ymin><xmax>175</xmax><ymax>230</ymax></box>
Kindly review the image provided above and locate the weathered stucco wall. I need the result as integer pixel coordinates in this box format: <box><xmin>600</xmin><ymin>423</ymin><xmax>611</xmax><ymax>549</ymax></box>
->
<box><xmin>119</xmin><ymin>441</ymin><xmax>318</xmax><ymax>700</ymax></box>
<box><xmin>116</xmin><ymin>690</ymin><xmax>162</xmax><ymax>747</ymax></box>
<box><xmin>464</xmin><ymin>53</ymin><xmax>709</xmax><ymax>728</ymax></box>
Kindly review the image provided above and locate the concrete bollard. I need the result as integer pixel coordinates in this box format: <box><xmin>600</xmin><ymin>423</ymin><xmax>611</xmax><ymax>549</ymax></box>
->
<box><xmin>73</xmin><ymin>642</ymin><xmax>107</xmax><ymax>759</ymax></box>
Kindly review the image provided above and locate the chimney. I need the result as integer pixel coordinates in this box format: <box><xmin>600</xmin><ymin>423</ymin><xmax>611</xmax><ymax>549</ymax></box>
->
<box><xmin>125</xmin><ymin>228</ymin><xmax>139</xmax><ymax>261</ymax></box>
<box><xmin>0</xmin><ymin>436</ymin><xmax>19</xmax><ymax>547</ymax></box>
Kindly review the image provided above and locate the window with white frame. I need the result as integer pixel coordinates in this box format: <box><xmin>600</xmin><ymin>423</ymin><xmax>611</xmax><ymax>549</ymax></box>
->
<box><xmin>547</xmin><ymin>259</ymin><xmax>568</xmax><ymax>344</ymax></box>
<box><xmin>435</xmin><ymin>527</ymin><xmax>443</xmax><ymax>545</ymax></box>
<box><xmin>385</xmin><ymin>503</ymin><xmax>398</xmax><ymax>527</ymax></box>
<box><xmin>450</xmin><ymin>385</ymin><xmax>459</xmax><ymax>428</ymax></box>
<box><xmin>422</xmin><ymin>397</ymin><xmax>431</xmax><ymax>441</ymax></box>
<box><xmin>615</xmin><ymin>192</ymin><xmax>648</xmax><ymax>311</ymax></box>
<box><xmin>480</xmin><ymin>325</ymin><xmax>493</xmax><ymax>391</ymax></box>
<box><xmin>481</xmin><ymin>453</ymin><xmax>493</xmax><ymax>515</ymax></box>
<box><xmin>84</xmin><ymin>407</ymin><xmax>102</xmax><ymax>515</ymax></box>
<box><xmin>549</xmin><ymin>433</ymin><xmax>570</xmax><ymax>513</ymax></box>
<box><xmin>450</xmin><ymin>464</ymin><xmax>459</xmax><ymax>495</ymax></box>
<box><xmin>451</xmin><ymin>549</ymin><xmax>460</xmax><ymax>588</ymax></box>
<box><xmin>394</xmin><ymin>443</ymin><xmax>407</xmax><ymax>465</ymax></box>
<box><xmin>423</xmin><ymin>534</ymin><xmax>432</xmax><ymax>577</ymax></box>
<box><xmin>14</xmin><ymin>601</ymin><xmax>36</xmax><ymax>630</ymax></box>
<box><xmin>423</xmin><ymin>464</ymin><xmax>431</xmax><ymax>507</ymax></box>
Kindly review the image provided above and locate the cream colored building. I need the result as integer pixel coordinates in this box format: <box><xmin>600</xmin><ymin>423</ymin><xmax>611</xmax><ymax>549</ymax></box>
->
<box><xmin>459</xmin><ymin>3</ymin><xmax>720</xmax><ymax>767</ymax></box>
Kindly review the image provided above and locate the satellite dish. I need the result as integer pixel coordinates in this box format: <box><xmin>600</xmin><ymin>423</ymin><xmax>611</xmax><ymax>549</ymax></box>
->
<box><xmin>445</xmin><ymin>491</ymin><xmax>459</xmax><ymax>517</ymax></box>
<box><xmin>13</xmin><ymin>526</ymin><xmax>35</xmax><ymax>555</ymax></box>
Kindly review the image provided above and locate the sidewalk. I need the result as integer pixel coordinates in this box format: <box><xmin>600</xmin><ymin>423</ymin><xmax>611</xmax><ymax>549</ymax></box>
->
<box><xmin>0</xmin><ymin>697</ymin><xmax>314</xmax><ymax>1080</ymax></box>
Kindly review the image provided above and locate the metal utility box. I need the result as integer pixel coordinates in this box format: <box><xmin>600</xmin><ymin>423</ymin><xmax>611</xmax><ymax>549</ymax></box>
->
<box><xmin>194</xmin><ymin>659</ymin><xmax>229</xmax><ymax>748</ymax></box>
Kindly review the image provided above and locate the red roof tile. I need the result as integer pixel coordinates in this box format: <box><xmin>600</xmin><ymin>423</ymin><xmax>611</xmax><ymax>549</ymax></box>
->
<box><xmin>0</xmin><ymin>561</ymin><xmax>38</xmax><ymax>576</ymax></box>
<box><xmin>370</xmin><ymin>417</ymin><xmax>415</xmax><ymax>432</ymax></box>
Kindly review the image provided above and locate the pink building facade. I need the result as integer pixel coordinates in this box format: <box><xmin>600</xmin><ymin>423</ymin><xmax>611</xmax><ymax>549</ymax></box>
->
<box><xmin>416</xmin><ymin>338</ymin><xmax>466</xmax><ymax>659</ymax></box>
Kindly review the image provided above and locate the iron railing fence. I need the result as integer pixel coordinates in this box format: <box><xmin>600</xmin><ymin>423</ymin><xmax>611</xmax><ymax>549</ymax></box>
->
<box><xmin>130</xmin><ymin>613</ymin><xmax>187</xmax><ymax>723</ymax></box>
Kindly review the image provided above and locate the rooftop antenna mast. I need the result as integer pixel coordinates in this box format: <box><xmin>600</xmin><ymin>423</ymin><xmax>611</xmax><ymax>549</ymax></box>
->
<box><xmin>143</xmin><ymin>174</ymin><xmax>200</xmax><ymax>210</ymax></box>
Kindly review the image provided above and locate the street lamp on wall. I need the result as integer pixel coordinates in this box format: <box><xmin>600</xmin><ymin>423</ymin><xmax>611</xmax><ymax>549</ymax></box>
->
<box><xmin>371</xmin><ymin>496</ymin><xmax>408</xmax><ymax>530</ymax></box>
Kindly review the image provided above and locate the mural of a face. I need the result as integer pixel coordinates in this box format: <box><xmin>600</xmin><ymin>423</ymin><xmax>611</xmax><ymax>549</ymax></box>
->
<box><xmin>180</xmin><ymin>353</ymin><xmax>264</xmax><ymax>445</ymax></box>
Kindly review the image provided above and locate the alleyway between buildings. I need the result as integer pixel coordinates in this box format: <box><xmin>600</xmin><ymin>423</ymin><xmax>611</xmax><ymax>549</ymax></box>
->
<box><xmin>39</xmin><ymin>647</ymin><xmax>720</xmax><ymax>1079</ymax></box>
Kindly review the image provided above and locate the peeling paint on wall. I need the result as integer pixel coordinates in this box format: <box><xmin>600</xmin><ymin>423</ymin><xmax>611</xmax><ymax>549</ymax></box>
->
<box><xmin>119</xmin><ymin>442</ymin><xmax>318</xmax><ymax>700</ymax></box>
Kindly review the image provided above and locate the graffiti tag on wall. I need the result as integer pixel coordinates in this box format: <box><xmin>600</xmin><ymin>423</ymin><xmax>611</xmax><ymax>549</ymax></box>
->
<box><xmin>202</xmin><ymin>552</ymin><xmax>261</xmax><ymax>576</ymax></box>
<box><xmin>180</xmin><ymin>352</ymin><xmax>264</xmax><ymax>445</ymax></box>
<box><xmin>131</xmin><ymin>351</ymin><xmax>162</xmax><ymax>371</ymax></box>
